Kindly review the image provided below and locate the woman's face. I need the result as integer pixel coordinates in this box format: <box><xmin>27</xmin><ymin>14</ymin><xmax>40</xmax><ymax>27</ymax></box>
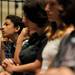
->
<box><xmin>2</xmin><ymin>19</ymin><xmax>18</xmax><ymax>38</ymax></box>
<box><xmin>45</xmin><ymin>0</ymin><xmax>63</xmax><ymax>22</ymax></box>
<box><xmin>22</xmin><ymin>16</ymin><xmax>40</xmax><ymax>35</ymax></box>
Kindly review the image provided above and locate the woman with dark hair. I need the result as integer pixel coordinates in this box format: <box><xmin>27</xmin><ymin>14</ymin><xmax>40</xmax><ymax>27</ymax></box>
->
<box><xmin>2</xmin><ymin>0</ymin><xmax>48</xmax><ymax>75</ymax></box>
<box><xmin>35</xmin><ymin>0</ymin><xmax>68</xmax><ymax>75</ymax></box>
<box><xmin>45</xmin><ymin>0</ymin><xmax>75</xmax><ymax>75</ymax></box>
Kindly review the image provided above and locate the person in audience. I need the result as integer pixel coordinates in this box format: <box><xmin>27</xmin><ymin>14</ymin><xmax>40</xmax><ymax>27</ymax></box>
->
<box><xmin>0</xmin><ymin>15</ymin><xmax>24</xmax><ymax>74</ymax></box>
<box><xmin>2</xmin><ymin>0</ymin><xmax>49</xmax><ymax>75</ymax></box>
<box><xmin>45</xmin><ymin>0</ymin><xmax>75</xmax><ymax>75</ymax></box>
<box><xmin>1</xmin><ymin>15</ymin><xmax>24</xmax><ymax>60</ymax></box>
<box><xmin>35</xmin><ymin>0</ymin><xmax>67</xmax><ymax>74</ymax></box>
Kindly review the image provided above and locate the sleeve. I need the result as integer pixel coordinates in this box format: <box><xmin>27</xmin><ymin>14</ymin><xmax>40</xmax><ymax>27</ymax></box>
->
<box><xmin>51</xmin><ymin>35</ymin><xmax>69</xmax><ymax>67</ymax></box>
<box><xmin>36</xmin><ymin>37</ymin><xmax>48</xmax><ymax>61</ymax></box>
<box><xmin>19</xmin><ymin>44</ymin><xmax>38</xmax><ymax>64</ymax></box>
<box><xmin>36</xmin><ymin>47</ymin><xmax>42</xmax><ymax>61</ymax></box>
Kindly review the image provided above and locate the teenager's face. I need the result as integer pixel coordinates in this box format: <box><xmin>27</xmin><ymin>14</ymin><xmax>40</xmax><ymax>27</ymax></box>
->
<box><xmin>45</xmin><ymin>0</ymin><xmax>63</xmax><ymax>21</ymax></box>
<box><xmin>2</xmin><ymin>19</ymin><xmax>18</xmax><ymax>38</ymax></box>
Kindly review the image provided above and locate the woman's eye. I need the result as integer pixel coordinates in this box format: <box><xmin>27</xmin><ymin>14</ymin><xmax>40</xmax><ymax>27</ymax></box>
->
<box><xmin>4</xmin><ymin>23</ymin><xmax>9</xmax><ymax>26</ymax></box>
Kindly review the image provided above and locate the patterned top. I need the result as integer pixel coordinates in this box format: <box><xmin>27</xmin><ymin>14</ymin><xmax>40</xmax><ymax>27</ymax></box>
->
<box><xmin>2</xmin><ymin>41</ymin><xmax>15</xmax><ymax>58</ymax></box>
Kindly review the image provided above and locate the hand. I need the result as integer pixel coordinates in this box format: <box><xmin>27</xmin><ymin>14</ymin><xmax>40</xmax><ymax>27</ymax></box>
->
<box><xmin>2</xmin><ymin>59</ymin><xmax>14</xmax><ymax>68</ymax></box>
<box><xmin>2</xmin><ymin>59</ymin><xmax>16</xmax><ymax>73</ymax></box>
<box><xmin>17</xmin><ymin>27</ymin><xmax>29</xmax><ymax>43</ymax></box>
<box><xmin>20</xmin><ymin>27</ymin><xmax>29</xmax><ymax>37</ymax></box>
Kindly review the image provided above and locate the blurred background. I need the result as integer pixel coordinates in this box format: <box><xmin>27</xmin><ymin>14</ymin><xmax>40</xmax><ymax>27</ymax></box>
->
<box><xmin>0</xmin><ymin>0</ymin><xmax>24</xmax><ymax>27</ymax></box>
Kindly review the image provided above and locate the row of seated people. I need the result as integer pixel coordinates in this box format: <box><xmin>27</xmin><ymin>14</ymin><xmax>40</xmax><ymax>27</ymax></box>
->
<box><xmin>0</xmin><ymin>0</ymin><xmax>75</xmax><ymax>75</ymax></box>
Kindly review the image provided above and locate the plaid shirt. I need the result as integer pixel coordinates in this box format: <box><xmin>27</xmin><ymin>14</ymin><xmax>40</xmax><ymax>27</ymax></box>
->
<box><xmin>3</xmin><ymin>41</ymin><xmax>15</xmax><ymax>58</ymax></box>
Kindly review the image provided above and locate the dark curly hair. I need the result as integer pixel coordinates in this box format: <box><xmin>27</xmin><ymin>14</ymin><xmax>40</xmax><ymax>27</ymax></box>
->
<box><xmin>6</xmin><ymin>15</ymin><xmax>24</xmax><ymax>34</ymax></box>
<box><xmin>57</xmin><ymin>0</ymin><xmax>75</xmax><ymax>25</ymax></box>
<box><xmin>23</xmin><ymin>0</ymin><xmax>48</xmax><ymax>28</ymax></box>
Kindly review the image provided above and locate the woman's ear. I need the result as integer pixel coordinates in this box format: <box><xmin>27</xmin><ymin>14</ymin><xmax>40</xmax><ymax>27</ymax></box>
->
<box><xmin>58</xmin><ymin>5</ymin><xmax>63</xmax><ymax>12</ymax></box>
<box><xmin>58</xmin><ymin>5</ymin><xmax>65</xmax><ymax>18</ymax></box>
<box><xmin>15</xmin><ymin>26</ymin><xmax>20</xmax><ymax>33</ymax></box>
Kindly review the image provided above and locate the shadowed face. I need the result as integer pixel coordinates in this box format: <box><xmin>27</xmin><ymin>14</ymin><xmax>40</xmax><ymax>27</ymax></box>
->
<box><xmin>2</xmin><ymin>19</ymin><xmax>18</xmax><ymax>38</ymax></box>
<box><xmin>45</xmin><ymin>0</ymin><xmax>63</xmax><ymax>22</ymax></box>
<box><xmin>22</xmin><ymin>16</ymin><xmax>41</xmax><ymax>35</ymax></box>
